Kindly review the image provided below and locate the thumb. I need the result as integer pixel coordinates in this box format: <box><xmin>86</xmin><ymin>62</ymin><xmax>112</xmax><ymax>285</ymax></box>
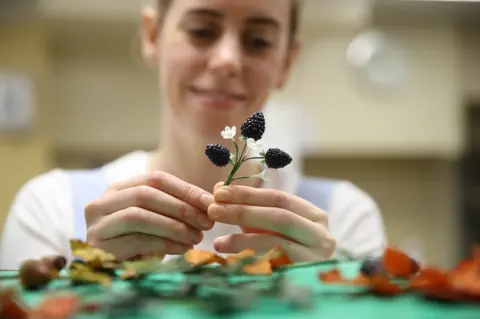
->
<box><xmin>214</xmin><ymin>181</ymin><xmax>225</xmax><ymax>192</ymax></box>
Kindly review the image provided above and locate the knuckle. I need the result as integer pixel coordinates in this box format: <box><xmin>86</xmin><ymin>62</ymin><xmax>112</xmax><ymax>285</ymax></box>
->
<box><xmin>121</xmin><ymin>207</ymin><xmax>145</xmax><ymax>224</ymax></box>
<box><xmin>146</xmin><ymin>171</ymin><xmax>166</xmax><ymax>186</ymax></box>
<box><xmin>171</xmin><ymin>221</ymin><xmax>187</xmax><ymax>235</ymax></box>
<box><xmin>86</xmin><ymin>227</ymin><xmax>98</xmax><ymax>243</ymax></box>
<box><xmin>135</xmin><ymin>185</ymin><xmax>154</xmax><ymax>204</ymax></box>
<box><xmin>271</xmin><ymin>192</ymin><xmax>289</xmax><ymax>209</ymax></box>
<box><xmin>316</xmin><ymin>210</ymin><xmax>328</xmax><ymax>224</ymax></box>
<box><xmin>84</xmin><ymin>199</ymin><xmax>103</xmax><ymax>226</ymax></box>
<box><xmin>84</xmin><ymin>199</ymin><xmax>101</xmax><ymax>218</ymax></box>
<box><xmin>323</xmin><ymin>234</ymin><xmax>337</xmax><ymax>255</ymax></box>
<box><xmin>235</xmin><ymin>206</ymin><xmax>247</xmax><ymax>225</ymax></box>
<box><xmin>105</xmin><ymin>181</ymin><xmax>122</xmax><ymax>194</ymax></box>
<box><xmin>182</xmin><ymin>184</ymin><xmax>197</xmax><ymax>201</ymax></box>
<box><xmin>273</xmin><ymin>210</ymin><xmax>293</xmax><ymax>230</ymax></box>
<box><xmin>177</xmin><ymin>203</ymin><xmax>189</xmax><ymax>220</ymax></box>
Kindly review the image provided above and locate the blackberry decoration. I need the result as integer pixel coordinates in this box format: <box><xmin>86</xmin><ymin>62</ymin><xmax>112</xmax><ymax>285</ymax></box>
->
<box><xmin>240</xmin><ymin>112</ymin><xmax>265</xmax><ymax>141</ymax></box>
<box><xmin>264</xmin><ymin>148</ymin><xmax>292</xmax><ymax>169</ymax></box>
<box><xmin>360</xmin><ymin>258</ymin><xmax>384</xmax><ymax>277</ymax></box>
<box><xmin>205</xmin><ymin>144</ymin><xmax>231</xmax><ymax>167</ymax></box>
<box><xmin>205</xmin><ymin>111</ymin><xmax>292</xmax><ymax>185</ymax></box>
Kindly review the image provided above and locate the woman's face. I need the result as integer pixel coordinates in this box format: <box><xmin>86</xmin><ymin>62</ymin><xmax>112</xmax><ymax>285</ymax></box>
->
<box><xmin>142</xmin><ymin>0</ymin><xmax>299</xmax><ymax>137</ymax></box>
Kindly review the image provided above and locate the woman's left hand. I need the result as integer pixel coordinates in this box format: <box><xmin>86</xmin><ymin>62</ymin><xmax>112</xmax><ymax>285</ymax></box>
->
<box><xmin>207</xmin><ymin>183</ymin><xmax>336</xmax><ymax>262</ymax></box>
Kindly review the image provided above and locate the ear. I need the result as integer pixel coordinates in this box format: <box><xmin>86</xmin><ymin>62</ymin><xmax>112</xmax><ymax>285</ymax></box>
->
<box><xmin>141</xmin><ymin>7</ymin><xmax>159</xmax><ymax>65</ymax></box>
<box><xmin>276</xmin><ymin>40</ymin><xmax>301</xmax><ymax>89</ymax></box>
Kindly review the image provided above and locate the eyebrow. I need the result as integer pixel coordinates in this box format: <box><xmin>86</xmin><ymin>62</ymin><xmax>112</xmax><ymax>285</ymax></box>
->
<box><xmin>184</xmin><ymin>8</ymin><xmax>280</xmax><ymax>29</ymax></box>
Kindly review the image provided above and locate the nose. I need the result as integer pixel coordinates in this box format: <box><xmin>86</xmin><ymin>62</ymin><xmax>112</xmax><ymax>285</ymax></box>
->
<box><xmin>208</xmin><ymin>34</ymin><xmax>242</xmax><ymax>79</ymax></box>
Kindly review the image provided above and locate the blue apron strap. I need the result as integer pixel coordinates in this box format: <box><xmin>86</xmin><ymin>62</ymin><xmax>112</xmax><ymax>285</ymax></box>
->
<box><xmin>295</xmin><ymin>177</ymin><xmax>338</xmax><ymax>212</ymax></box>
<box><xmin>65</xmin><ymin>168</ymin><xmax>109</xmax><ymax>241</ymax></box>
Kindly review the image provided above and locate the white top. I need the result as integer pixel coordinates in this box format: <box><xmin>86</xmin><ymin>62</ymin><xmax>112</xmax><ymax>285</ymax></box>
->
<box><xmin>0</xmin><ymin>150</ymin><xmax>387</xmax><ymax>270</ymax></box>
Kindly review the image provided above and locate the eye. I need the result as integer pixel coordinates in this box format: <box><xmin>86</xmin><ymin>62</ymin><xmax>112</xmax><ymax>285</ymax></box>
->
<box><xmin>245</xmin><ymin>36</ymin><xmax>272</xmax><ymax>51</ymax></box>
<box><xmin>187</xmin><ymin>28</ymin><xmax>217</xmax><ymax>40</ymax></box>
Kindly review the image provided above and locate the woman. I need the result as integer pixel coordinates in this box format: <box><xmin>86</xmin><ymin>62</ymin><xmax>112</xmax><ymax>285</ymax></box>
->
<box><xmin>0</xmin><ymin>0</ymin><xmax>386</xmax><ymax>269</ymax></box>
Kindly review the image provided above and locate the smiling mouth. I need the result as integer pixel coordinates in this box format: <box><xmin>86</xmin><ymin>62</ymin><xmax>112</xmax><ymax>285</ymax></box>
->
<box><xmin>190</xmin><ymin>87</ymin><xmax>246</xmax><ymax>102</ymax></box>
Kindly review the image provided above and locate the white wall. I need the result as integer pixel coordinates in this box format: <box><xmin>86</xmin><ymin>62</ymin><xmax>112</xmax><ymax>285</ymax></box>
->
<box><xmin>275</xmin><ymin>26</ymin><xmax>463</xmax><ymax>157</ymax></box>
<box><xmin>52</xmin><ymin>25</ymin><xmax>160</xmax><ymax>151</ymax></box>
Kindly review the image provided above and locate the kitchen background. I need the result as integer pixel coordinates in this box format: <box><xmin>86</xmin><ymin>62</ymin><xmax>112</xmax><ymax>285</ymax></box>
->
<box><xmin>1</xmin><ymin>0</ymin><xmax>479</xmax><ymax>268</ymax></box>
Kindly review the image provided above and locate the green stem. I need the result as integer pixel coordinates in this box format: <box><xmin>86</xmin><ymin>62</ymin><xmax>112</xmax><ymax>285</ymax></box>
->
<box><xmin>224</xmin><ymin>143</ymin><xmax>247</xmax><ymax>186</ymax></box>
<box><xmin>233</xmin><ymin>140</ymin><xmax>239</xmax><ymax>159</ymax></box>
<box><xmin>224</xmin><ymin>163</ymin><xmax>241</xmax><ymax>186</ymax></box>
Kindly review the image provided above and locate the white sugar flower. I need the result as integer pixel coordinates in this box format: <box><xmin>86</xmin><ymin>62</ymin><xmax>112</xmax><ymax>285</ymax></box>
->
<box><xmin>252</xmin><ymin>168</ymin><xmax>269</xmax><ymax>181</ymax></box>
<box><xmin>230</xmin><ymin>153</ymin><xmax>236</xmax><ymax>162</ymax></box>
<box><xmin>221</xmin><ymin>126</ymin><xmax>236</xmax><ymax>140</ymax></box>
<box><xmin>246</xmin><ymin>138</ymin><xmax>262</xmax><ymax>151</ymax></box>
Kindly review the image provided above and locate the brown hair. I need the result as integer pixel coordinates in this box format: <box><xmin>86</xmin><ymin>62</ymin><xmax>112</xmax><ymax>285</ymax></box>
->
<box><xmin>156</xmin><ymin>0</ymin><xmax>300</xmax><ymax>44</ymax></box>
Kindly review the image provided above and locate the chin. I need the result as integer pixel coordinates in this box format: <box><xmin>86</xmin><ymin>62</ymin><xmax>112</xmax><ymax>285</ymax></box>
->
<box><xmin>187</xmin><ymin>115</ymin><xmax>226</xmax><ymax>139</ymax></box>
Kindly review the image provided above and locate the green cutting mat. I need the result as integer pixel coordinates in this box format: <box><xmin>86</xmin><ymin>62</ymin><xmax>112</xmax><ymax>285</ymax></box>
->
<box><xmin>2</xmin><ymin>261</ymin><xmax>479</xmax><ymax>319</ymax></box>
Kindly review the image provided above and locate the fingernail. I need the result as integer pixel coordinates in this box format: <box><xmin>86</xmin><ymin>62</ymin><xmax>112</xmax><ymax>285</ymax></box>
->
<box><xmin>213</xmin><ymin>236</ymin><xmax>229</xmax><ymax>252</ymax></box>
<box><xmin>190</xmin><ymin>231</ymin><xmax>203</xmax><ymax>244</ymax></box>
<box><xmin>200</xmin><ymin>193</ymin><xmax>213</xmax><ymax>209</ymax></box>
<box><xmin>215</xmin><ymin>188</ymin><xmax>233</xmax><ymax>202</ymax></box>
<box><xmin>197</xmin><ymin>214</ymin><xmax>213</xmax><ymax>230</ymax></box>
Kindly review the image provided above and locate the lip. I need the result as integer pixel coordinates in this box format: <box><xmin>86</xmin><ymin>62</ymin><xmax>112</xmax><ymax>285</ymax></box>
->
<box><xmin>190</xmin><ymin>87</ymin><xmax>246</xmax><ymax>109</ymax></box>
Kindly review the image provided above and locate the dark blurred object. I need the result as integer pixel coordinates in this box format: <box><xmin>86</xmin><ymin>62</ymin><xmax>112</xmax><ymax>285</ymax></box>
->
<box><xmin>373</xmin><ymin>0</ymin><xmax>480</xmax><ymax>27</ymax></box>
<box><xmin>0</xmin><ymin>0</ymin><xmax>39</xmax><ymax>24</ymax></box>
<box><xmin>459</xmin><ymin>103</ymin><xmax>480</xmax><ymax>258</ymax></box>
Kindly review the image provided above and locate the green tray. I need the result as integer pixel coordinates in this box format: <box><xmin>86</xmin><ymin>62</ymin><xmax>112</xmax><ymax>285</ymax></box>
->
<box><xmin>1</xmin><ymin>260</ymin><xmax>479</xmax><ymax>319</ymax></box>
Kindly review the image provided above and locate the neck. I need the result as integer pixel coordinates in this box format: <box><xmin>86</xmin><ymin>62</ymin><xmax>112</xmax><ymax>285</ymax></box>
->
<box><xmin>152</xmin><ymin>115</ymin><xmax>262</xmax><ymax>193</ymax></box>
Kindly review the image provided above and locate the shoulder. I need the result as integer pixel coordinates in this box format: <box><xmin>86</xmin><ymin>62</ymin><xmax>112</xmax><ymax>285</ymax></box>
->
<box><xmin>13</xmin><ymin>168</ymin><xmax>72</xmax><ymax>209</ymax></box>
<box><xmin>8</xmin><ymin>168</ymin><xmax>74</xmax><ymax>228</ymax></box>
<box><xmin>0</xmin><ymin>169</ymin><xmax>74</xmax><ymax>269</ymax></box>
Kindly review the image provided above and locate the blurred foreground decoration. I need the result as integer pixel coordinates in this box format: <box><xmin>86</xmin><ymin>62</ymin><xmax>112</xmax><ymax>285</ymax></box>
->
<box><xmin>0</xmin><ymin>0</ymin><xmax>39</xmax><ymax>22</ymax></box>
<box><xmin>346</xmin><ymin>29</ymin><xmax>409</xmax><ymax>93</ymax></box>
<box><xmin>0</xmin><ymin>72</ymin><xmax>35</xmax><ymax>136</ymax></box>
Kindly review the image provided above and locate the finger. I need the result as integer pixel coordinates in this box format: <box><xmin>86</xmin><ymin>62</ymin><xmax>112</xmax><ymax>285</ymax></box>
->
<box><xmin>208</xmin><ymin>203</ymin><xmax>325</xmax><ymax>247</ymax></box>
<box><xmin>214</xmin><ymin>233</ymin><xmax>319</xmax><ymax>262</ymax></box>
<box><xmin>108</xmin><ymin>171</ymin><xmax>214</xmax><ymax>211</ymax></box>
<box><xmin>213</xmin><ymin>181</ymin><xmax>224</xmax><ymax>192</ymax></box>
<box><xmin>90</xmin><ymin>233</ymin><xmax>192</xmax><ymax>261</ymax></box>
<box><xmin>214</xmin><ymin>186</ymin><xmax>326</xmax><ymax>223</ymax></box>
<box><xmin>90</xmin><ymin>207</ymin><xmax>203</xmax><ymax>246</ymax></box>
<box><xmin>85</xmin><ymin>185</ymin><xmax>214</xmax><ymax>230</ymax></box>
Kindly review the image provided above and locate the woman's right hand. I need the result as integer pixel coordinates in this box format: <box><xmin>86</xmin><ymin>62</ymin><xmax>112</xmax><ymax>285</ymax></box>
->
<box><xmin>84</xmin><ymin>171</ymin><xmax>215</xmax><ymax>260</ymax></box>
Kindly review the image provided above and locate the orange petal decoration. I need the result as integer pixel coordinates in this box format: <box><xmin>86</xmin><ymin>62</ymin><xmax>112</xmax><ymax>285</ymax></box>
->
<box><xmin>242</xmin><ymin>259</ymin><xmax>272</xmax><ymax>275</ymax></box>
<box><xmin>409</xmin><ymin>267</ymin><xmax>449</xmax><ymax>291</ymax></box>
<box><xmin>351</xmin><ymin>274</ymin><xmax>372</xmax><ymax>286</ymax></box>
<box><xmin>383</xmin><ymin>246</ymin><xmax>419</xmax><ymax>278</ymax></box>
<box><xmin>410</xmin><ymin>268</ymin><xmax>459</xmax><ymax>301</ymax></box>
<box><xmin>318</xmin><ymin>269</ymin><xmax>344</xmax><ymax>283</ymax></box>
<box><xmin>263</xmin><ymin>246</ymin><xmax>293</xmax><ymax>268</ymax></box>
<box><xmin>449</xmin><ymin>260</ymin><xmax>480</xmax><ymax>297</ymax></box>
<box><xmin>369</xmin><ymin>275</ymin><xmax>405</xmax><ymax>296</ymax></box>
<box><xmin>0</xmin><ymin>290</ymin><xmax>29</xmax><ymax>319</ymax></box>
<box><xmin>184</xmin><ymin>249</ymin><xmax>223</xmax><ymax>266</ymax></box>
<box><xmin>226</xmin><ymin>249</ymin><xmax>256</xmax><ymax>265</ymax></box>
<box><xmin>319</xmin><ymin>269</ymin><xmax>371</xmax><ymax>286</ymax></box>
<box><xmin>31</xmin><ymin>295</ymin><xmax>79</xmax><ymax>319</ymax></box>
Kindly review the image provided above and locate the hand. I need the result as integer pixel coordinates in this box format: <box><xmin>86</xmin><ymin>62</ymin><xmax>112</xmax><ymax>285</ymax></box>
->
<box><xmin>85</xmin><ymin>171</ymin><xmax>215</xmax><ymax>260</ymax></box>
<box><xmin>207</xmin><ymin>183</ymin><xmax>336</xmax><ymax>262</ymax></box>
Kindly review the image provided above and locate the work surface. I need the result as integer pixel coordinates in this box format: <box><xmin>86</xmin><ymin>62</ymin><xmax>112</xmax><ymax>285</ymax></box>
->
<box><xmin>1</xmin><ymin>260</ymin><xmax>479</xmax><ymax>319</ymax></box>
